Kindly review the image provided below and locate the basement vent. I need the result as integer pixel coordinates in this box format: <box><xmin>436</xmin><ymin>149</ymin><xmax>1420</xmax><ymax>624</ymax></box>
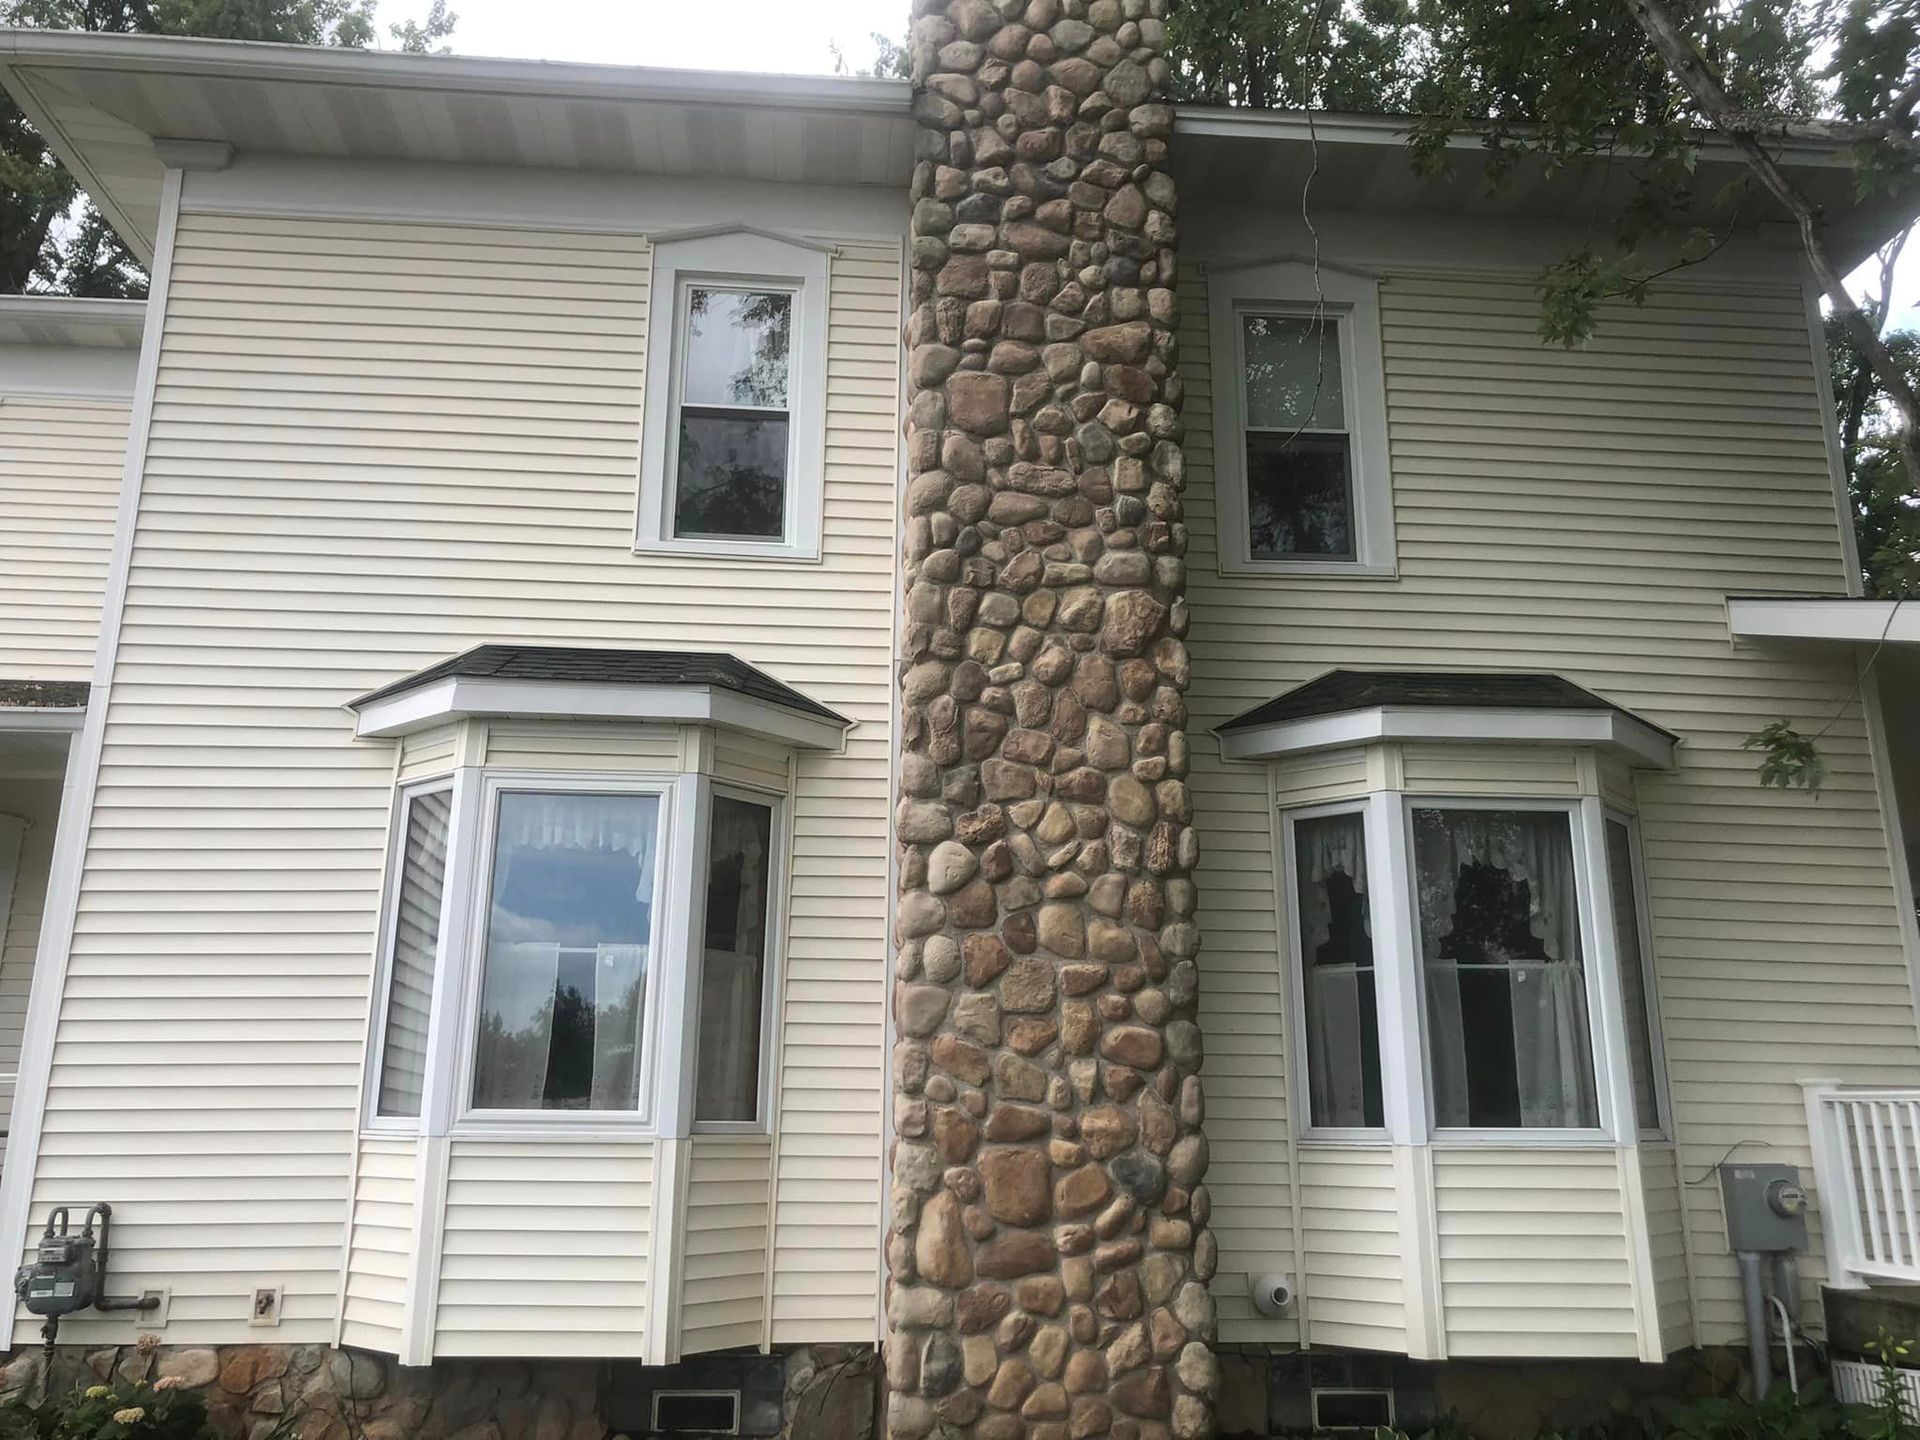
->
<box><xmin>650</xmin><ymin>1392</ymin><xmax>741</xmax><ymax>1435</ymax></box>
<box><xmin>1312</xmin><ymin>1388</ymin><xmax>1395</xmax><ymax>1431</ymax></box>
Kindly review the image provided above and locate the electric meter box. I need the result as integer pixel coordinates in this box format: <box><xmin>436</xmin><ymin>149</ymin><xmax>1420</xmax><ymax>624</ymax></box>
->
<box><xmin>1721</xmin><ymin>1162</ymin><xmax>1810</xmax><ymax>1253</ymax></box>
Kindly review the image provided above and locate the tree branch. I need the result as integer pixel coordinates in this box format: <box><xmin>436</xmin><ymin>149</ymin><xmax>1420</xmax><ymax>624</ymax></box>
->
<box><xmin>1622</xmin><ymin>0</ymin><xmax>1920</xmax><ymax>490</ymax></box>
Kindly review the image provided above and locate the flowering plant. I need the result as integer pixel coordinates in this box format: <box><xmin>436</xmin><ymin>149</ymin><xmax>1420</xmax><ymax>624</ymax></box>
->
<box><xmin>0</xmin><ymin>1374</ymin><xmax>214</xmax><ymax>1440</ymax></box>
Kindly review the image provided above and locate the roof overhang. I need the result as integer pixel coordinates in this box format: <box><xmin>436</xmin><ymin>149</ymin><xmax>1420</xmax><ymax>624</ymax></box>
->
<box><xmin>1173</xmin><ymin>105</ymin><xmax>1913</xmax><ymax>271</ymax></box>
<box><xmin>0</xmin><ymin>297</ymin><xmax>145</xmax><ymax>399</ymax></box>
<box><xmin>350</xmin><ymin>674</ymin><xmax>847</xmax><ymax>751</ymax></box>
<box><xmin>1728</xmin><ymin>596</ymin><xmax>1920</xmax><ymax>645</ymax></box>
<box><xmin>0</xmin><ymin>679</ymin><xmax>89</xmax><ymax>732</ymax></box>
<box><xmin>0</xmin><ymin>29</ymin><xmax>917</xmax><ymax>265</ymax></box>
<box><xmin>1217</xmin><ymin>704</ymin><xmax>1678</xmax><ymax>770</ymax></box>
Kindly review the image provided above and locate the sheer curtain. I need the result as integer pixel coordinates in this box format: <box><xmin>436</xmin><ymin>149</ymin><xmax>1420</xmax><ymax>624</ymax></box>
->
<box><xmin>1414</xmin><ymin>808</ymin><xmax>1597</xmax><ymax>1129</ymax></box>
<box><xmin>1294</xmin><ymin>811</ymin><xmax>1382</xmax><ymax>1129</ymax></box>
<box><xmin>472</xmin><ymin>791</ymin><xmax>658</xmax><ymax>1112</ymax></box>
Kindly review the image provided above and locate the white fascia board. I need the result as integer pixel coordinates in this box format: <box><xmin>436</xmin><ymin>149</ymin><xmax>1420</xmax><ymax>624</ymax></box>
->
<box><xmin>0</xmin><ymin>345</ymin><xmax>139</xmax><ymax>400</ymax></box>
<box><xmin>1217</xmin><ymin>705</ymin><xmax>1677</xmax><ymax>770</ymax></box>
<box><xmin>1728</xmin><ymin>596</ymin><xmax>1920</xmax><ymax>645</ymax></box>
<box><xmin>0</xmin><ymin>707</ymin><xmax>86</xmax><ymax>734</ymax></box>
<box><xmin>0</xmin><ymin>29</ymin><xmax>910</xmax><ymax>115</ymax></box>
<box><xmin>350</xmin><ymin>676</ymin><xmax>846</xmax><ymax>751</ymax></box>
<box><xmin>0</xmin><ymin>297</ymin><xmax>146</xmax><ymax>346</ymax></box>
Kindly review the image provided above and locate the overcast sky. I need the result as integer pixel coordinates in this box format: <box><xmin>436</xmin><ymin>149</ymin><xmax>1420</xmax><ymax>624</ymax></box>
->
<box><xmin>399</xmin><ymin>0</ymin><xmax>1915</xmax><ymax>326</ymax></box>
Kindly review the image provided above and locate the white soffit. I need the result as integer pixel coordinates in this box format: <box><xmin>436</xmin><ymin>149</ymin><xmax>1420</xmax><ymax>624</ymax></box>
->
<box><xmin>0</xmin><ymin>29</ymin><xmax>918</xmax><ymax>265</ymax></box>
<box><xmin>349</xmin><ymin>675</ymin><xmax>848</xmax><ymax>752</ymax></box>
<box><xmin>1217</xmin><ymin>704</ymin><xmax>1678</xmax><ymax>770</ymax></box>
<box><xmin>1728</xmin><ymin>596</ymin><xmax>1920</xmax><ymax>646</ymax></box>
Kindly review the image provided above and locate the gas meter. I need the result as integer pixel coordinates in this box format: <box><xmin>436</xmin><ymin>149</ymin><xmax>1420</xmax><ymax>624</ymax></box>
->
<box><xmin>14</xmin><ymin>1203</ymin><xmax>158</xmax><ymax>1350</ymax></box>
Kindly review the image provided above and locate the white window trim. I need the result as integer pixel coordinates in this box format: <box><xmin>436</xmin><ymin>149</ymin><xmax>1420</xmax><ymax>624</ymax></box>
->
<box><xmin>1602</xmin><ymin>808</ymin><xmax>1673</xmax><ymax>1141</ymax></box>
<box><xmin>1281</xmin><ymin>799</ymin><xmax>1393</xmax><ymax>1143</ymax></box>
<box><xmin>451</xmin><ymin>771</ymin><xmax>678</xmax><ymax>1136</ymax></box>
<box><xmin>362</xmin><ymin>777</ymin><xmax>455</xmax><ymax>1136</ymax></box>
<box><xmin>636</xmin><ymin>228</ymin><xmax>830</xmax><ymax>563</ymax></box>
<box><xmin>689</xmin><ymin>781</ymin><xmax>787</xmax><ymax>1135</ymax></box>
<box><xmin>1208</xmin><ymin>260</ymin><xmax>1396</xmax><ymax>577</ymax></box>
<box><xmin>1401</xmin><ymin>795</ymin><xmax>1618</xmax><ymax>1144</ymax></box>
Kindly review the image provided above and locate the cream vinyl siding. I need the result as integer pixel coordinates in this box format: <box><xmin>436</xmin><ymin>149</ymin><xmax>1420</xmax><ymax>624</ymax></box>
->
<box><xmin>1432</xmin><ymin>1147</ymin><xmax>1638</xmax><ymax>1358</ymax></box>
<box><xmin>1639</xmin><ymin>1145</ymin><xmax>1695</xmax><ymax>1352</ymax></box>
<box><xmin>25</xmin><ymin>208</ymin><xmax>895</xmax><ymax>1348</ymax></box>
<box><xmin>1186</xmin><ymin>267</ymin><xmax>1920</xmax><ymax>1349</ymax></box>
<box><xmin>339</xmin><ymin>1136</ymin><xmax>415</xmax><ymax>1352</ymax></box>
<box><xmin>0</xmin><ymin>397</ymin><xmax>126</xmax><ymax>682</ymax></box>
<box><xmin>1295</xmin><ymin>1146</ymin><xmax>1402</xmax><ymax>1350</ymax></box>
<box><xmin>397</xmin><ymin>725</ymin><xmax>459</xmax><ymax>783</ymax></box>
<box><xmin>483</xmin><ymin>722</ymin><xmax>680</xmax><ymax>773</ymax></box>
<box><xmin>434</xmin><ymin>1139</ymin><xmax>651</xmax><ymax>1358</ymax></box>
<box><xmin>678</xmin><ymin>1134</ymin><xmax>772</xmax><ymax>1355</ymax></box>
<box><xmin>0</xmin><ymin>781</ymin><xmax>61</xmax><ymax>1125</ymax></box>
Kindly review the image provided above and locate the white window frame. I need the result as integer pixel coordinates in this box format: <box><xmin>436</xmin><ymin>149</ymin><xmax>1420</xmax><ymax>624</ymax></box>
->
<box><xmin>636</xmin><ymin>228</ymin><xmax>831</xmax><ymax>563</ymax></box>
<box><xmin>1402</xmin><ymin>795</ymin><xmax>1617</xmax><ymax>1145</ymax></box>
<box><xmin>1601</xmin><ymin>808</ymin><xmax>1672</xmax><ymax>1141</ymax></box>
<box><xmin>362</xmin><ymin>777</ymin><xmax>456</xmax><ymax>1136</ymax></box>
<box><xmin>1282</xmin><ymin>800</ymin><xmax>1393</xmax><ymax>1143</ymax></box>
<box><xmin>450</xmin><ymin>771</ymin><xmax>677</xmax><ymax>1136</ymax></box>
<box><xmin>689</xmin><ymin>782</ymin><xmax>787</xmax><ymax>1135</ymax></box>
<box><xmin>1208</xmin><ymin>260</ymin><xmax>1396</xmax><ymax>577</ymax></box>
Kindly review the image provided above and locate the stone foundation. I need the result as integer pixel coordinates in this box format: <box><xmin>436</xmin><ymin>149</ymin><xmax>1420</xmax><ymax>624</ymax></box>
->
<box><xmin>0</xmin><ymin>1341</ymin><xmax>879</xmax><ymax>1440</ymax></box>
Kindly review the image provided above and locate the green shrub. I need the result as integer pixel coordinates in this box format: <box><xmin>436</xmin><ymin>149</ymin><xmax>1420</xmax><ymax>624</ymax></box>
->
<box><xmin>0</xmin><ymin>1376</ymin><xmax>219</xmax><ymax>1440</ymax></box>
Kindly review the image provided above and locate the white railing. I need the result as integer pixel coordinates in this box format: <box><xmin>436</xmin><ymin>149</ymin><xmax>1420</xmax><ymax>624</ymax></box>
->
<box><xmin>1804</xmin><ymin>1079</ymin><xmax>1920</xmax><ymax>1286</ymax></box>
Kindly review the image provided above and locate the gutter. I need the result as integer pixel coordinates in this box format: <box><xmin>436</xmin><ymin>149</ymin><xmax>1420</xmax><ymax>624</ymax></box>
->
<box><xmin>0</xmin><ymin>28</ymin><xmax>913</xmax><ymax>116</ymax></box>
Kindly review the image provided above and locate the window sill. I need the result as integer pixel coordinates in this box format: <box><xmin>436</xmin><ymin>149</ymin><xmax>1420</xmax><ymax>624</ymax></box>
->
<box><xmin>1298</xmin><ymin>1132</ymin><xmax>1393</xmax><ymax>1148</ymax></box>
<box><xmin>631</xmin><ymin>538</ymin><xmax>822</xmax><ymax>565</ymax></box>
<box><xmin>446</xmin><ymin>1122</ymin><xmax>661</xmax><ymax>1143</ymax></box>
<box><xmin>1426</xmin><ymin>1130</ymin><xmax>1618</xmax><ymax>1148</ymax></box>
<box><xmin>1216</xmin><ymin>556</ymin><xmax>1399</xmax><ymax>580</ymax></box>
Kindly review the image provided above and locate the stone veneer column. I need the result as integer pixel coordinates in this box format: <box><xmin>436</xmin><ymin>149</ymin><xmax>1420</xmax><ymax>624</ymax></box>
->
<box><xmin>886</xmin><ymin>1</ymin><xmax>1215</xmax><ymax>1437</ymax></box>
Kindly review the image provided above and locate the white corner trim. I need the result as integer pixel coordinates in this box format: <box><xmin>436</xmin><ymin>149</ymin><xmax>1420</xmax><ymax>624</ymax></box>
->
<box><xmin>1727</xmin><ymin>596</ymin><xmax>1920</xmax><ymax>645</ymax></box>
<box><xmin>646</xmin><ymin>222</ymin><xmax>839</xmax><ymax>255</ymax></box>
<box><xmin>643</xmin><ymin>1134</ymin><xmax>690</xmax><ymax>1365</ymax></box>
<box><xmin>1862</xmin><ymin>670</ymin><xmax>1920</xmax><ymax>1048</ymax></box>
<box><xmin>0</xmin><ymin>165</ymin><xmax>181</xmax><ymax>1351</ymax></box>
<box><xmin>1218</xmin><ymin>705</ymin><xmax>1678</xmax><ymax>770</ymax></box>
<box><xmin>349</xmin><ymin>675</ymin><xmax>847</xmax><ymax>752</ymax></box>
<box><xmin>1207</xmin><ymin>259</ymin><xmax>1397</xmax><ymax>577</ymax></box>
<box><xmin>635</xmin><ymin>229</ymin><xmax>830</xmax><ymax>562</ymax></box>
<box><xmin>0</xmin><ymin>708</ymin><xmax>86</xmax><ymax>733</ymax></box>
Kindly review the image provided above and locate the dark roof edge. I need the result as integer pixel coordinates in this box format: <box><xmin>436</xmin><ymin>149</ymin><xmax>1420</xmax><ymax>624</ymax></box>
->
<box><xmin>0</xmin><ymin>679</ymin><xmax>90</xmax><ymax>709</ymax></box>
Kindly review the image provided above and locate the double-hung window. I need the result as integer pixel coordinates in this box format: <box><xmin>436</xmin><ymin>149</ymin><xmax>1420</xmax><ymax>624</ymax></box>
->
<box><xmin>1210</xmin><ymin>262</ymin><xmax>1395</xmax><ymax>575</ymax></box>
<box><xmin>636</xmin><ymin>229</ymin><xmax>830</xmax><ymax>561</ymax></box>
<box><xmin>1286</xmin><ymin>797</ymin><xmax>1668</xmax><ymax>1141</ymax></box>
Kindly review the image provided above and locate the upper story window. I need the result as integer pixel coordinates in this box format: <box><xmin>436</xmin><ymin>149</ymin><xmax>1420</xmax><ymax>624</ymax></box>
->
<box><xmin>1209</xmin><ymin>262</ymin><xmax>1396</xmax><ymax>576</ymax></box>
<box><xmin>637</xmin><ymin>229</ymin><xmax>830</xmax><ymax>562</ymax></box>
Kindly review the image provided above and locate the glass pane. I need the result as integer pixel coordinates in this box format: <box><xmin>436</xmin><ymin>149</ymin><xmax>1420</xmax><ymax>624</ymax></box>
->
<box><xmin>684</xmin><ymin>288</ymin><xmax>791</xmax><ymax>409</ymax></box>
<box><xmin>376</xmin><ymin>788</ymin><xmax>452</xmax><ymax>1118</ymax></box>
<box><xmin>1243</xmin><ymin>312</ymin><xmax>1345</xmax><ymax>430</ymax></box>
<box><xmin>472</xmin><ymin>791</ymin><xmax>659</xmax><ymax>1112</ymax></box>
<box><xmin>1607</xmin><ymin>819</ymin><xmax>1663</xmax><ymax>1133</ymax></box>
<box><xmin>1413</xmin><ymin>808</ymin><xmax>1599</xmax><ymax>1129</ymax></box>
<box><xmin>1293</xmin><ymin>811</ymin><xmax>1383</xmax><ymax>1129</ymax></box>
<box><xmin>694</xmin><ymin>796</ymin><xmax>775</xmax><ymax>1124</ymax></box>
<box><xmin>1247</xmin><ymin>432</ymin><xmax>1354</xmax><ymax>560</ymax></box>
<box><xmin>674</xmin><ymin>412</ymin><xmax>789</xmax><ymax>541</ymax></box>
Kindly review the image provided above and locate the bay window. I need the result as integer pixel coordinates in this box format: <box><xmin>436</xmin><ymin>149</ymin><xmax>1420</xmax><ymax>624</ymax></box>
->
<box><xmin>1285</xmin><ymin>794</ymin><xmax>1668</xmax><ymax>1142</ymax></box>
<box><xmin>364</xmin><ymin>769</ymin><xmax>783</xmax><ymax>1137</ymax></box>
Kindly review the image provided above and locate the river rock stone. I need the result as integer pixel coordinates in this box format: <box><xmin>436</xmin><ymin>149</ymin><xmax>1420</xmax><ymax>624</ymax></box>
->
<box><xmin>890</xmin><ymin>0</ymin><xmax>1206</xmax><ymax>1431</ymax></box>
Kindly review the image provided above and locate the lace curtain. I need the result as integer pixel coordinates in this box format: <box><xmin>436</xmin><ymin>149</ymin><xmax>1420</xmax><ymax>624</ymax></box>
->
<box><xmin>1294</xmin><ymin>811</ymin><xmax>1381</xmax><ymax>1129</ymax></box>
<box><xmin>1413</xmin><ymin>808</ymin><xmax>1598</xmax><ymax>1129</ymax></box>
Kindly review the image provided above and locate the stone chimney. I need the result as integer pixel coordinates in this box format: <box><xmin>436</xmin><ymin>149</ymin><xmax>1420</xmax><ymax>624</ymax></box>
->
<box><xmin>887</xmin><ymin>0</ymin><xmax>1214</xmax><ymax>1436</ymax></box>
